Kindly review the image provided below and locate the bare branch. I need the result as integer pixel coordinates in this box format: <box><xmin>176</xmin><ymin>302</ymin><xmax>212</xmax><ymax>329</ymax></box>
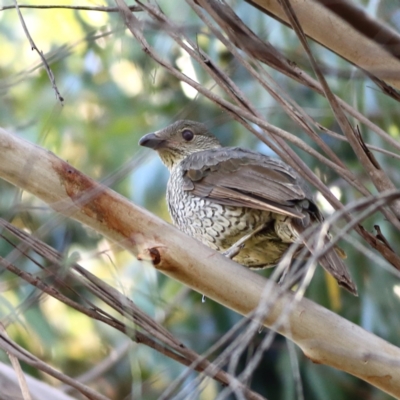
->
<box><xmin>200</xmin><ymin>0</ymin><xmax>400</xmax><ymax>153</ymax></box>
<box><xmin>0</xmin><ymin>330</ymin><xmax>109</xmax><ymax>400</ymax></box>
<box><xmin>0</xmin><ymin>362</ymin><xmax>77</xmax><ymax>400</ymax></box>
<box><xmin>278</xmin><ymin>0</ymin><xmax>400</xmax><ymax>219</ymax></box>
<box><xmin>12</xmin><ymin>0</ymin><xmax>64</xmax><ymax>104</ymax></box>
<box><xmin>0</xmin><ymin>325</ymin><xmax>32</xmax><ymax>400</ymax></box>
<box><xmin>0</xmin><ymin>3</ymin><xmax>141</xmax><ymax>12</ymax></box>
<box><xmin>246</xmin><ymin>0</ymin><xmax>400</xmax><ymax>90</ymax></box>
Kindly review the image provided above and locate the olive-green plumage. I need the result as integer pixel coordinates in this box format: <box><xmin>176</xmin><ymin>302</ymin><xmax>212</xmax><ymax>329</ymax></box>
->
<box><xmin>139</xmin><ymin>120</ymin><xmax>357</xmax><ymax>295</ymax></box>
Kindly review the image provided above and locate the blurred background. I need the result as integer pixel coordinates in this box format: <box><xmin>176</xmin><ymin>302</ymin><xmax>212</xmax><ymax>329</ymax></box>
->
<box><xmin>0</xmin><ymin>0</ymin><xmax>400</xmax><ymax>399</ymax></box>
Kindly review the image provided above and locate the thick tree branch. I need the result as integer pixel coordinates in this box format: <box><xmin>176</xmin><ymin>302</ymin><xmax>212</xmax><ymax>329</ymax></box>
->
<box><xmin>1</xmin><ymin>128</ymin><xmax>400</xmax><ymax>397</ymax></box>
<box><xmin>247</xmin><ymin>0</ymin><xmax>400</xmax><ymax>90</ymax></box>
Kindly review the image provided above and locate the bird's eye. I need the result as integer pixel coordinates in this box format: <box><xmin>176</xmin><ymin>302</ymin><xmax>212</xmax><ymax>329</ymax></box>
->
<box><xmin>181</xmin><ymin>129</ymin><xmax>194</xmax><ymax>141</ymax></box>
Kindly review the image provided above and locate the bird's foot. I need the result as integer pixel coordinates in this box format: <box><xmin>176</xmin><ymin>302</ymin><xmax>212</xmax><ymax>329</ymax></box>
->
<box><xmin>223</xmin><ymin>243</ymin><xmax>245</xmax><ymax>259</ymax></box>
<box><xmin>223</xmin><ymin>223</ymin><xmax>268</xmax><ymax>260</ymax></box>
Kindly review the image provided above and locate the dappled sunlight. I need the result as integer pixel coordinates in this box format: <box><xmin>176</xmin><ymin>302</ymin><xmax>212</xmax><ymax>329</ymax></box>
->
<box><xmin>176</xmin><ymin>47</ymin><xmax>199</xmax><ymax>99</ymax></box>
<box><xmin>316</xmin><ymin>186</ymin><xmax>342</xmax><ymax>214</ymax></box>
<box><xmin>110</xmin><ymin>60</ymin><xmax>143</xmax><ymax>96</ymax></box>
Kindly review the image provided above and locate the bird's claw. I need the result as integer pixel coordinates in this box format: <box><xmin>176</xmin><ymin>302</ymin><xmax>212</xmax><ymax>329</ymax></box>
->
<box><xmin>223</xmin><ymin>243</ymin><xmax>245</xmax><ymax>259</ymax></box>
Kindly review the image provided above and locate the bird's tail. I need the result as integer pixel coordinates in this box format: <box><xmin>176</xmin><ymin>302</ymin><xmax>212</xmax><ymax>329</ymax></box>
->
<box><xmin>291</xmin><ymin>219</ymin><xmax>358</xmax><ymax>296</ymax></box>
<box><xmin>318</xmin><ymin>246</ymin><xmax>358</xmax><ymax>296</ymax></box>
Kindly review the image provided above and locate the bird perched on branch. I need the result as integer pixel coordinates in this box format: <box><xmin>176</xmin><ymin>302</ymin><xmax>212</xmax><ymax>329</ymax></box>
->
<box><xmin>139</xmin><ymin>120</ymin><xmax>357</xmax><ymax>295</ymax></box>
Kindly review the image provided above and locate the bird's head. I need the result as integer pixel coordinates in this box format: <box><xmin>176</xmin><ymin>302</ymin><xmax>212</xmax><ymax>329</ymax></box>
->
<box><xmin>139</xmin><ymin>120</ymin><xmax>221</xmax><ymax>169</ymax></box>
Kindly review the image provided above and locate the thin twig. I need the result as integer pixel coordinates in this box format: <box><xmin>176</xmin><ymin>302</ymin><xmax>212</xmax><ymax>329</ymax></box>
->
<box><xmin>279</xmin><ymin>0</ymin><xmax>400</xmax><ymax>218</ymax></box>
<box><xmin>12</xmin><ymin>0</ymin><xmax>64</xmax><ymax>104</ymax></box>
<box><xmin>1</xmin><ymin>3</ymin><xmax>141</xmax><ymax>12</ymax></box>
<box><xmin>0</xmin><ymin>331</ymin><xmax>110</xmax><ymax>400</ymax></box>
<box><xmin>0</xmin><ymin>324</ymin><xmax>32</xmax><ymax>400</ymax></box>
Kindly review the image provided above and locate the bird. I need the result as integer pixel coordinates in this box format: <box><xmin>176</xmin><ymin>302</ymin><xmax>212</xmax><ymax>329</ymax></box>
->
<box><xmin>139</xmin><ymin>120</ymin><xmax>357</xmax><ymax>295</ymax></box>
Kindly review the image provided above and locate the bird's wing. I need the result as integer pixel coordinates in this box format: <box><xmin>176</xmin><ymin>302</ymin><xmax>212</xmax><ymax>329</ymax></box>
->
<box><xmin>180</xmin><ymin>147</ymin><xmax>309</xmax><ymax>219</ymax></box>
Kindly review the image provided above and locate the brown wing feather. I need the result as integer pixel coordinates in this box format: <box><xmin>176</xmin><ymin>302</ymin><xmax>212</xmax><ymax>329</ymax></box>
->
<box><xmin>209</xmin><ymin>186</ymin><xmax>304</xmax><ymax>217</ymax></box>
<box><xmin>181</xmin><ymin>147</ymin><xmax>309</xmax><ymax>219</ymax></box>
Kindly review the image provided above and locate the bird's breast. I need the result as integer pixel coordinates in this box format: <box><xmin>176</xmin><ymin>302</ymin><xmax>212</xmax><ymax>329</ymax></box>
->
<box><xmin>167</xmin><ymin>168</ymin><xmax>272</xmax><ymax>251</ymax></box>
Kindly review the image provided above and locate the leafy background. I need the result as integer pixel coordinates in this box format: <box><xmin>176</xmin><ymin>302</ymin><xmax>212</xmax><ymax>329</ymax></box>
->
<box><xmin>0</xmin><ymin>0</ymin><xmax>400</xmax><ymax>399</ymax></box>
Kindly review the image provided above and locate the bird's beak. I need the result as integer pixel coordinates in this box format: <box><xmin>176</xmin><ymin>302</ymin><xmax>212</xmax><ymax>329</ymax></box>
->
<box><xmin>138</xmin><ymin>133</ymin><xmax>166</xmax><ymax>150</ymax></box>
